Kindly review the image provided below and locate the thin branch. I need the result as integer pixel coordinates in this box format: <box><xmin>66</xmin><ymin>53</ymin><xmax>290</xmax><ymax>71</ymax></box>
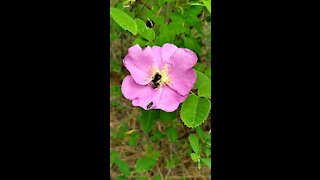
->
<box><xmin>138</xmin><ymin>0</ymin><xmax>151</xmax><ymax>10</ymax></box>
<box><xmin>156</xmin><ymin>163</ymin><xmax>164</xmax><ymax>180</ymax></box>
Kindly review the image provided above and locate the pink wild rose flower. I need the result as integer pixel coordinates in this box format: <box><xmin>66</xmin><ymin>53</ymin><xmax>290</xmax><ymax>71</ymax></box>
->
<box><xmin>121</xmin><ymin>43</ymin><xmax>197</xmax><ymax>112</ymax></box>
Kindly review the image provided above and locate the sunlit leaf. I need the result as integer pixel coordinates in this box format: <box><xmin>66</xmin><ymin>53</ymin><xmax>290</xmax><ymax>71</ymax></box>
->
<box><xmin>135</xmin><ymin>157</ymin><xmax>157</xmax><ymax>173</ymax></box>
<box><xmin>110</xmin><ymin>151</ymin><xmax>120</xmax><ymax>167</ymax></box>
<box><xmin>204</xmin><ymin>67</ymin><xmax>211</xmax><ymax>77</ymax></box>
<box><xmin>133</xmin><ymin>38</ymin><xmax>148</xmax><ymax>47</ymax></box>
<box><xmin>115</xmin><ymin>159</ymin><xmax>130</xmax><ymax>176</ymax></box>
<box><xmin>189</xmin><ymin>134</ymin><xmax>200</xmax><ymax>153</ymax></box>
<box><xmin>191</xmin><ymin>152</ymin><xmax>200</xmax><ymax>162</ymax></box>
<box><xmin>198</xmin><ymin>81</ymin><xmax>211</xmax><ymax>98</ymax></box>
<box><xmin>181</xmin><ymin>93</ymin><xmax>211</xmax><ymax>128</ymax></box>
<box><xmin>202</xmin><ymin>0</ymin><xmax>211</xmax><ymax>14</ymax></box>
<box><xmin>201</xmin><ymin>158</ymin><xmax>211</xmax><ymax>168</ymax></box>
<box><xmin>110</xmin><ymin>7</ymin><xmax>137</xmax><ymax>35</ymax></box>
<box><xmin>135</xmin><ymin>18</ymin><xmax>155</xmax><ymax>41</ymax></box>
<box><xmin>193</xmin><ymin>70</ymin><xmax>210</xmax><ymax>89</ymax></box>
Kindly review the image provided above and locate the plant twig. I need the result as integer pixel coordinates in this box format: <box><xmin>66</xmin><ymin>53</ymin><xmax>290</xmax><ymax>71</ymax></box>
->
<box><xmin>178</xmin><ymin>129</ymin><xmax>195</xmax><ymax>140</ymax></box>
<box><xmin>138</xmin><ymin>0</ymin><xmax>151</xmax><ymax>10</ymax></box>
<box><xmin>156</xmin><ymin>163</ymin><xmax>164</xmax><ymax>180</ymax></box>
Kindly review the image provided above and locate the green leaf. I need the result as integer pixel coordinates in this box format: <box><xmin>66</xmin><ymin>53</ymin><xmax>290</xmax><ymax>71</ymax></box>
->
<box><xmin>181</xmin><ymin>93</ymin><xmax>211</xmax><ymax>128</ymax></box>
<box><xmin>186</xmin><ymin>5</ymin><xmax>204</xmax><ymax>17</ymax></box>
<box><xmin>135</xmin><ymin>18</ymin><xmax>155</xmax><ymax>41</ymax></box>
<box><xmin>194</xmin><ymin>63</ymin><xmax>207</xmax><ymax>72</ymax></box>
<box><xmin>206</xmin><ymin>138</ymin><xmax>211</xmax><ymax>148</ymax></box>
<box><xmin>146</xmin><ymin>145</ymin><xmax>160</xmax><ymax>159</ymax></box>
<box><xmin>136</xmin><ymin>177</ymin><xmax>149</xmax><ymax>180</ymax></box>
<box><xmin>110</xmin><ymin>151</ymin><xmax>120</xmax><ymax>166</ymax></box>
<box><xmin>195</xmin><ymin>126</ymin><xmax>204</xmax><ymax>141</ymax></box>
<box><xmin>117</xmin><ymin>176</ymin><xmax>126</xmax><ymax>180</ymax></box>
<box><xmin>205</xmin><ymin>147</ymin><xmax>211</xmax><ymax>157</ymax></box>
<box><xmin>184</xmin><ymin>15</ymin><xmax>201</xmax><ymax>33</ymax></box>
<box><xmin>190</xmin><ymin>3</ymin><xmax>206</xmax><ymax>7</ymax></box>
<box><xmin>168</xmin><ymin>22</ymin><xmax>185</xmax><ymax>35</ymax></box>
<box><xmin>135</xmin><ymin>157</ymin><xmax>157</xmax><ymax>173</ymax></box>
<box><xmin>198</xmin><ymin>82</ymin><xmax>211</xmax><ymax>98</ymax></box>
<box><xmin>110</xmin><ymin>7</ymin><xmax>137</xmax><ymax>35</ymax></box>
<box><xmin>159</xmin><ymin>25</ymin><xmax>174</xmax><ymax>40</ymax></box>
<box><xmin>150</xmin><ymin>130</ymin><xmax>164</xmax><ymax>142</ymax></box>
<box><xmin>193</xmin><ymin>70</ymin><xmax>210</xmax><ymax>89</ymax></box>
<box><xmin>115</xmin><ymin>159</ymin><xmax>130</xmax><ymax>176</ymax></box>
<box><xmin>133</xmin><ymin>38</ymin><xmax>148</xmax><ymax>47</ymax></box>
<box><xmin>159</xmin><ymin>111</ymin><xmax>176</xmax><ymax>122</ymax></box>
<box><xmin>138</xmin><ymin>109</ymin><xmax>160</xmax><ymax>133</ymax></box>
<box><xmin>154</xmin><ymin>35</ymin><xmax>173</xmax><ymax>46</ymax></box>
<box><xmin>184</xmin><ymin>37</ymin><xmax>201</xmax><ymax>55</ymax></box>
<box><xmin>201</xmin><ymin>158</ymin><xmax>211</xmax><ymax>168</ymax></box>
<box><xmin>152</xmin><ymin>175</ymin><xmax>161</xmax><ymax>180</ymax></box>
<box><xmin>154</xmin><ymin>16</ymin><xmax>165</xmax><ymax>25</ymax></box>
<box><xmin>189</xmin><ymin>134</ymin><xmax>200</xmax><ymax>153</ymax></box>
<box><xmin>170</xmin><ymin>13</ymin><xmax>184</xmax><ymax>24</ymax></box>
<box><xmin>202</xmin><ymin>0</ymin><xmax>211</xmax><ymax>14</ymax></box>
<box><xmin>204</xmin><ymin>67</ymin><xmax>211</xmax><ymax>78</ymax></box>
<box><xmin>127</xmin><ymin>132</ymin><xmax>140</xmax><ymax>146</ymax></box>
<box><xmin>191</xmin><ymin>153</ymin><xmax>200</xmax><ymax>162</ymax></box>
<box><xmin>165</xmin><ymin>126</ymin><xmax>178</xmax><ymax>142</ymax></box>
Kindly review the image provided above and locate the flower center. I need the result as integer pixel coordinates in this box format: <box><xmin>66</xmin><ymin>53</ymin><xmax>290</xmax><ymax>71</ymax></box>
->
<box><xmin>148</xmin><ymin>64</ymin><xmax>171</xmax><ymax>89</ymax></box>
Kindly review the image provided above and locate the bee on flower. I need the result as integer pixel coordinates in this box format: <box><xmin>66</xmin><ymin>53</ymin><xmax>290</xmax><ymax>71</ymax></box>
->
<box><xmin>121</xmin><ymin>43</ymin><xmax>197</xmax><ymax>112</ymax></box>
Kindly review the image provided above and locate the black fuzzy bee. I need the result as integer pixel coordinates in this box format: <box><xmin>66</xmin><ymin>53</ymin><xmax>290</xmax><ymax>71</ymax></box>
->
<box><xmin>146</xmin><ymin>18</ymin><xmax>154</xmax><ymax>28</ymax></box>
<box><xmin>150</xmin><ymin>73</ymin><xmax>161</xmax><ymax>88</ymax></box>
<box><xmin>147</xmin><ymin>102</ymin><xmax>153</xmax><ymax>109</ymax></box>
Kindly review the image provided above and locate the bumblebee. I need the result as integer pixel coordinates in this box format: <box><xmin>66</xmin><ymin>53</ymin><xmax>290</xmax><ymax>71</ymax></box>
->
<box><xmin>146</xmin><ymin>18</ymin><xmax>154</xmax><ymax>28</ymax></box>
<box><xmin>150</xmin><ymin>73</ymin><xmax>162</xmax><ymax>88</ymax></box>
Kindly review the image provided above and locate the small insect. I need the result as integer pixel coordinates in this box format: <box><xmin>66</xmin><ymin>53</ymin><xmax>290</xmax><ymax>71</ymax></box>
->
<box><xmin>150</xmin><ymin>73</ymin><xmax>162</xmax><ymax>88</ymax></box>
<box><xmin>146</xmin><ymin>18</ymin><xmax>154</xmax><ymax>28</ymax></box>
<box><xmin>147</xmin><ymin>102</ymin><xmax>153</xmax><ymax>109</ymax></box>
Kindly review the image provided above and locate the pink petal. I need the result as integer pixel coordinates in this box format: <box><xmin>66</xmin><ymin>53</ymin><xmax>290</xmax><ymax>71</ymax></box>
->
<box><xmin>168</xmin><ymin>48</ymin><xmax>198</xmax><ymax>71</ymax></box>
<box><xmin>167</xmin><ymin>69</ymin><xmax>197</xmax><ymax>96</ymax></box>
<box><xmin>161</xmin><ymin>43</ymin><xmax>179</xmax><ymax>68</ymax></box>
<box><xmin>151</xmin><ymin>46</ymin><xmax>162</xmax><ymax>67</ymax></box>
<box><xmin>152</xmin><ymin>86</ymin><xmax>188</xmax><ymax>112</ymax></box>
<box><xmin>121</xmin><ymin>76</ymin><xmax>187</xmax><ymax>112</ymax></box>
<box><xmin>123</xmin><ymin>45</ymin><xmax>156</xmax><ymax>85</ymax></box>
<box><xmin>165</xmin><ymin>48</ymin><xmax>198</xmax><ymax>96</ymax></box>
<box><xmin>121</xmin><ymin>75</ymin><xmax>157</xmax><ymax>110</ymax></box>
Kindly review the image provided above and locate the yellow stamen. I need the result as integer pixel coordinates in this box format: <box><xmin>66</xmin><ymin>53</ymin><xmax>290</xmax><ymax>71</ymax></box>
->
<box><xmin>148</xmin><ymin>64</ymin><xmax>172</xmax><ymax>88</ymax></box>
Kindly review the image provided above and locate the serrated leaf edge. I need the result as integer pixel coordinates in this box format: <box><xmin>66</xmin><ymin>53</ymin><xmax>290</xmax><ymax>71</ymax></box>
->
<box><xmin>180</xmin><ymin>96</ymin><xmax>211</xmax><ymax>128</ymax></box>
